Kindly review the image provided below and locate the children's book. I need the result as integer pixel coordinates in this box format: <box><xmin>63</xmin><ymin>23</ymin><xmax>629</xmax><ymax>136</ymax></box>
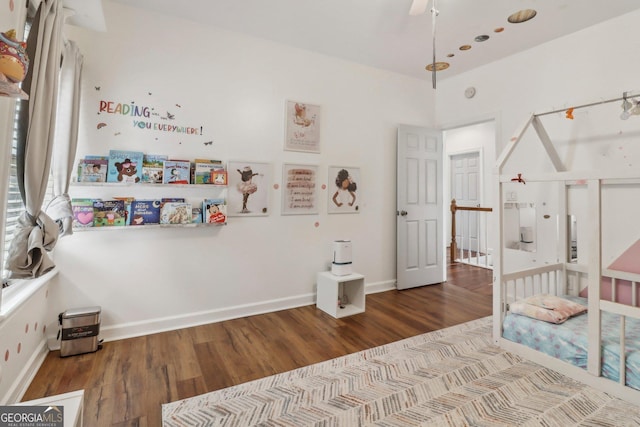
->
<box><xmin>202</xmin><ymin>198</ymin><xmax>227</xmax><ymax>224</ymax></box>
<box><xmin>113</xmin><ymin>197</ymin><xmax>135</xmax><ymax>225</ymax></box>
<box><xmin>160</xmin><ymin>202</ymin><xmax>192</xmax><ymax>224</ymax></box>
<box><xmin>191</xmin><ymin>206</ymin><xmax>203</xmax><ymax>224</ymax></box>
<box><xmin>130</xmin><ymin>200</ymin><xmax>161</xmax><ymax>225</ymax></box>
<box><xmin>160</xmin><ymin>197</ymin><xmax>185</xmax><ymax>207</ymax></box>
<box><xmin>211</xmin><ymin>170</ymin><xmax>227</xmax><ymax>186</ymax></box>
<box><xmin>78</xmin><ymin>158</ymin><xmax>108</xmax><ymax>182</ymax></box>
<box><xmin>141</xmin><ymin>154</ymin><xmax>167</xmax><ymax>183</ymax></box>
<box><xmin>93</xmin><ymin>200</ymin><xmax>126</xmax><ymax>227</ymax></box>
<box><xmin>163</xmin><ymin>160</ymin><xmax>191</xmax><ymax>184</ymax></box>
<box><xmin>193</xmin><ymin>159</ymin><xmax>224</xmax><ymax>184</ymax></box>
<box><xmin>107</xmin><ymin>150</ymin><xmax>144</xmax><ymax>183</ymax></box>
<box><xmin>71</xmin><ymin>198</ymin><xmax>97</xmax><ymax>229</ymax></box>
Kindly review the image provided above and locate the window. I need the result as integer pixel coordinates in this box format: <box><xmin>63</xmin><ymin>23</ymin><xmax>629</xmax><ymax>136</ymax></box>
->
<box><xmin>1</xmin><ymin>14</ymin><xmax>53</xmax><ymax>284</ymax></box>
<box><xmin>2</xmin><ymin>101</ymin><xmax>26</xmax><ymax>283</ymax></box>
<box><xmin>2</xmin><ymin>101</ymin><xmax>54</xmax><ymax>283</ymax></box>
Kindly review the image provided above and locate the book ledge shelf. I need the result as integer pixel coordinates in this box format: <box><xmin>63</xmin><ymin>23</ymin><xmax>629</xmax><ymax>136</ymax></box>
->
<box><xmin>73</xmin><ymin>222</ymin><xmax>227</xmax><ymax>232</ymax></box>
<box><xmin>71</xmin><ymin>181</ymin><xmax>228</xmax><ymax>229</ymax></box>
<box><xmin>71</xmin><ymin>182</ymin><xmax>226</xmax><ymax>188</ymax></box>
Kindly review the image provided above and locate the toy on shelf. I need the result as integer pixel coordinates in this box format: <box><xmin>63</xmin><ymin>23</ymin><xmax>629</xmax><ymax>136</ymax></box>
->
<box><xmin>0</xmin><ymin>29</ymin><xmax>29</xmax><ymax>99</ymax></box>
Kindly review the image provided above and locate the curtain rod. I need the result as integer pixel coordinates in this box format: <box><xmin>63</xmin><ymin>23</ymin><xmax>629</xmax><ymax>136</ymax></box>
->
<box><xmin>535</xmin><ymin>92</ymin><xmax>637</xmax><ymax>118</ymax></box>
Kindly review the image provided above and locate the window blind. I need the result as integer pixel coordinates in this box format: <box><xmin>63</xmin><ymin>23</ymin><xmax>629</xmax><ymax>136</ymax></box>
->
<box><xmin>2</xmin><ymin>17</ymin><xmax>53</xmax><ymax>284</ymax></box>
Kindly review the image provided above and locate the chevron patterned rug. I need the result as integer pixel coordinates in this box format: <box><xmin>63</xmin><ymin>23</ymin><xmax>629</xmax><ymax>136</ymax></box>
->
<box><xmin>162</xmin><ymin>316</ymin><xmax>640</xmax><ymax>426</ymax></box>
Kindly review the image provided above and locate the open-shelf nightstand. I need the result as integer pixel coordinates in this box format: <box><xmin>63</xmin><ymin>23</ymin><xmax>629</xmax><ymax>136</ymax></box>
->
<box><xmin>316</xmin><ymin>272</ymin><xmax>365</xmax><ymax>318</ymax></box>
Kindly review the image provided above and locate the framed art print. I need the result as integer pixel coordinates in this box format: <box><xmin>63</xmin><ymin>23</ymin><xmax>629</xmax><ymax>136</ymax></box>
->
<box><xmin>328</xmin><ymin>166</ymin><xmax>360</xmax><ymax>214</ymax></box>
<box><xmin>227</xmin><ymin>161</ymin><xmax>271</xmax><ymax>216</ymax></box>
<box><xmin>284</xmin><ymin>100</ymin><xmax>321</xmax><ymax>153</ymax></box>
<box><xmin>282</xmin><ymin>163</ymin><xmax>319</xmax><ymax>215</ymax></box>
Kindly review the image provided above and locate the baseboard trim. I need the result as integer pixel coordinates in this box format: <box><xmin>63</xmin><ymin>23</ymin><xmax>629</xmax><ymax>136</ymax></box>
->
<box><xmin>99</xmin><ymin>292</ymin><xmax>317</xmax><ymax>342</ymax></box>
<box><xmin>2</xmin><ymin>339</ymin><xmax>48</xmax><ymax>405</ymax></box>
<box><xmin>93</xmin><ymin>279</ymin><xmax>397</xmax><ymax>343</ymax></box>
<box><xmin>366</xmin><ymin>279</ymin><xmax>396</xmax><ymax>294</ymax></box>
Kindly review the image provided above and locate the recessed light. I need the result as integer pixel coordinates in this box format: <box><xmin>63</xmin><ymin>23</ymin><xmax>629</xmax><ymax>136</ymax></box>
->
<box><xmin>425</xmin><ymin>62</ymin><xmax>450</xmax><ymax>72</ymax></box>
<box><xmin>459</xmin><ymin>45</ymin><xmax>472</xmax><ymax>51</ymax></box>
<box><xmin>494</xmin><ymin>27</ymin><xmax>505</xmax><ymax>33</ymax></box>
<box><xmin>508</xmin><ymin>9</ymin><xmax>537</xmax><ymax>24</ymax></box>
<box><xmin>474</xmin><ymin>35</ymin><xmax>489</xmax><ymax>42</ymax></box>
<box><xmin>446</xmin><ymin>53</ymin><xmax>455</xmax><ymax>58</ymax></box>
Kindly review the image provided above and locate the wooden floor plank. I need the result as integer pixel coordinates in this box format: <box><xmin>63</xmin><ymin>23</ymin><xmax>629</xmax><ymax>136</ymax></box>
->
<box><xmin>22</xmin><ymin>259</ymin><xmax>492</xmax><ymax>426</ymax></box>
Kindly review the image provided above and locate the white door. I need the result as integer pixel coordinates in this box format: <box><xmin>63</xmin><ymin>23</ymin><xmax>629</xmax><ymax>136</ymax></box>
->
<box><xmin>397</xmin><ymin>125</ymin><xmax>444</xmax><ymax>290</ymax></box>
<box><xmin>450</xmin><ymin>151</ymin><xmax>480</xmax><ymax>252</ymax></box>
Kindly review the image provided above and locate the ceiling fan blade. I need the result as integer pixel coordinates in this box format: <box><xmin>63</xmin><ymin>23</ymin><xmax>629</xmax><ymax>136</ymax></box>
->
<box><xmin>409</xmin><ymin>0</ymin><xmax>429</xmax><ymax>16</ymax></box>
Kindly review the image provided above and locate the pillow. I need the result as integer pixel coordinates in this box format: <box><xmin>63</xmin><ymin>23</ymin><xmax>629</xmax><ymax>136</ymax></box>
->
<box><xmin>509</xmin><ymin>294</ymin><xmax>587</xmax><ymax>324</ymax></box>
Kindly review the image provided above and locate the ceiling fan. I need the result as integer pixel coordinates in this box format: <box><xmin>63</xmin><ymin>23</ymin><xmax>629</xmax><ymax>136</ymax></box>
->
<box><xmin>409</xmin><ymin>0</ymin><xmax>439</xmax><ymax>89</ymax></box>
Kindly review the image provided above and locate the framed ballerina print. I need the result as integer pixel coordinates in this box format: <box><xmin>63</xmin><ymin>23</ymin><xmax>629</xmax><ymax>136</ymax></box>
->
<box><xmin>227</xmin><ymin>161</ymin><xmax>271</xmax><ymax>216</ymax></box>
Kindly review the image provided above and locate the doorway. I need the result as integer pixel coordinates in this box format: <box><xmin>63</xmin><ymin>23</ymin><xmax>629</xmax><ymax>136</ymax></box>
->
<box><xmin>444</xmin><ymin>120</ymin><xmax>496</xmax><ymax>263</ymax></box>
<box><xmin>395</xmin><ymin>120</ymin><xmax>496</xmax><ymax>289</ymax></box>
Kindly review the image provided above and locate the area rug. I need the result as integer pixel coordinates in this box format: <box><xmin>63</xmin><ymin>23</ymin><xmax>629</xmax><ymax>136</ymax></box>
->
<box><xmin>162</xmin><ymin>317</ymin><xmax>640</xmax><ymax>426</ymax></box>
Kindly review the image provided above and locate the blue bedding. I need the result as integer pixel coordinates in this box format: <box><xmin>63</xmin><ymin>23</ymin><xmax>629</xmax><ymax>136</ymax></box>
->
<box><xmin>502</xmin><ymin>296</ymin><xmax>640</xmax><ymax>390</ymax></box>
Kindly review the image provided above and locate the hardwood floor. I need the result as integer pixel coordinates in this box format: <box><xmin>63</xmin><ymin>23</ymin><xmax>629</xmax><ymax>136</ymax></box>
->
<box><xmin>22</xmin><ymin>260</ymin><xmax>493</xmax><ymax>426</ymax></box>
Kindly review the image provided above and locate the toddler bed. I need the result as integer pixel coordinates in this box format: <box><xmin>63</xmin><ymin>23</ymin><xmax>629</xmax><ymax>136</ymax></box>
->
<box><xmin>493</xmin><ymin>105</ymin><xmax>640</xmax><ymax>405</ymax></box>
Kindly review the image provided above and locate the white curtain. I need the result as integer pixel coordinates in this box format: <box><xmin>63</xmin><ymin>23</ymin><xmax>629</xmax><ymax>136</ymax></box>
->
<box><xmin>46</xmin><ymin>39</ymin><xmax>83</xmax><ymax>237</ymax></box>
<box><xmin>6</xmin><ymin>0</ymin><xmax>63</xmax><ymax>279</ymax></box>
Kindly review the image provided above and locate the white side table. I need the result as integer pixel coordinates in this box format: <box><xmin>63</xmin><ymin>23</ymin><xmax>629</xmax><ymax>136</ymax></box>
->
<box><xmin>316</xmin><ymin>272</ymin><xmax>365</xmax><ymax>318</ymax></box>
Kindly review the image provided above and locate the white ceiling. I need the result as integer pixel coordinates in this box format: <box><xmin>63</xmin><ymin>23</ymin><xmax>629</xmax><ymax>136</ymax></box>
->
<box><xmin>107</xmin><ymin>0</ymin><xmax>640</xmax><ymax>81</ymax></box>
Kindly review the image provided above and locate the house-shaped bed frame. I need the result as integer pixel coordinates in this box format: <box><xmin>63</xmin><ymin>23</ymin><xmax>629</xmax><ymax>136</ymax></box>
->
<box><xmin>493</xmin><ymin>95</ymin><xmax>640</xmax><ymax>405</ymax></box>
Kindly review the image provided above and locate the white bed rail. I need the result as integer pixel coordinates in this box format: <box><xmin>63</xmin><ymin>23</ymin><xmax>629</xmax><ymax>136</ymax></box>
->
<box><xmin>592</xmin><ymin>268</ymin><xmax>640</xmax><ymax>387</ymax></box>
<box><xmin>501</xmin><ymin>263</ymin><xmax>565</xmax><ymax>307</ymax></box>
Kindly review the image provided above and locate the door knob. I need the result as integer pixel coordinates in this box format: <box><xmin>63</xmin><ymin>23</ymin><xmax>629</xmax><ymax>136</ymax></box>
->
<box><xmin>400</xmin><ymin>210</ymin><xmax>408</xmax><ymax>216</ymax></box>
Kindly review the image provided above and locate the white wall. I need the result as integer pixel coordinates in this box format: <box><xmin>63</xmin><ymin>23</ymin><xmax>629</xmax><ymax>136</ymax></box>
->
<box><xmin>435</xmin><ymin>9</ymin><xmax>640</xmax><ymax>271</ymax></box>
<box><xmin>49</xmin><ymin>2</ymin><xmax>434</xmax><ymax>340</ymax></box>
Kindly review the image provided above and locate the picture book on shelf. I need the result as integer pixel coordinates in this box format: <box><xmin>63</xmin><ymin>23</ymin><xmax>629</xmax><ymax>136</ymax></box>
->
<box><xmin>203</xmin><ymin>198</ymin><xmax>227</xmax><ymax>224</ymax></box>
<box><xmin>93</xmin><ymin>200</ymin><xmax>126</xmax><ymax>227</ymax></box>
<box><xmin>193</xmin><ymin>159</ymin><xmax>224</xmax><ymax>184</ymax></box>
<box><xmin>160</xmin><ymin>202</ymin><xmax>192</xmax><ymax>224</ymax></box>
<box><xmin>78</xmin><ymin>158</ymin><xmax>107</xmax><ymax>182</ymax></box>
<box><xmin>163</xmin><ymin>160</ymin><xmax>191</xmax><ymax>184</ymax></box>
<box><xmin>161</xmin><ymin>197</ymin><xmax>185</xmax><ymax>206</ymax></box>
<box><xmin>107</xmin><ymin>150</ymin><xmax>143</xmax><ymax>183</ymax></box>
<box><xmin>212</xmin><ymin>170</ymin><xmax>227</xmax><ymax>186</ymax></box>
<box><xmin>114</xmin><ymin>197</ymin><xmax>135</xmax><ymax>225</ymax></box>
<box><xmin>191</xmin><ymin>207</ymin><xmax>203</xmax><ymax>224</ymax></box>
<box><xmin>130</xmin><ymin>200</ymin><xmax>161</xmax><ymax>225</ymax></box>
<box><xmin>71</xmin><ymin>198</ymin><xmax>97</xmax><ymax>229</ymax></box>
<box><xmin>140</xmin><ymin>154</ymin><xmax>167</xmax><ymax>183</ymax></box>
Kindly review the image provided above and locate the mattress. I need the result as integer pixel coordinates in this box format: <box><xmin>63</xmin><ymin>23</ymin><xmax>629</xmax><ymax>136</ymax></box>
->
<box><xmin>502</xmin><ymin>296</ymin><xmax>640</xmax><ymax>390</ymax></box>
